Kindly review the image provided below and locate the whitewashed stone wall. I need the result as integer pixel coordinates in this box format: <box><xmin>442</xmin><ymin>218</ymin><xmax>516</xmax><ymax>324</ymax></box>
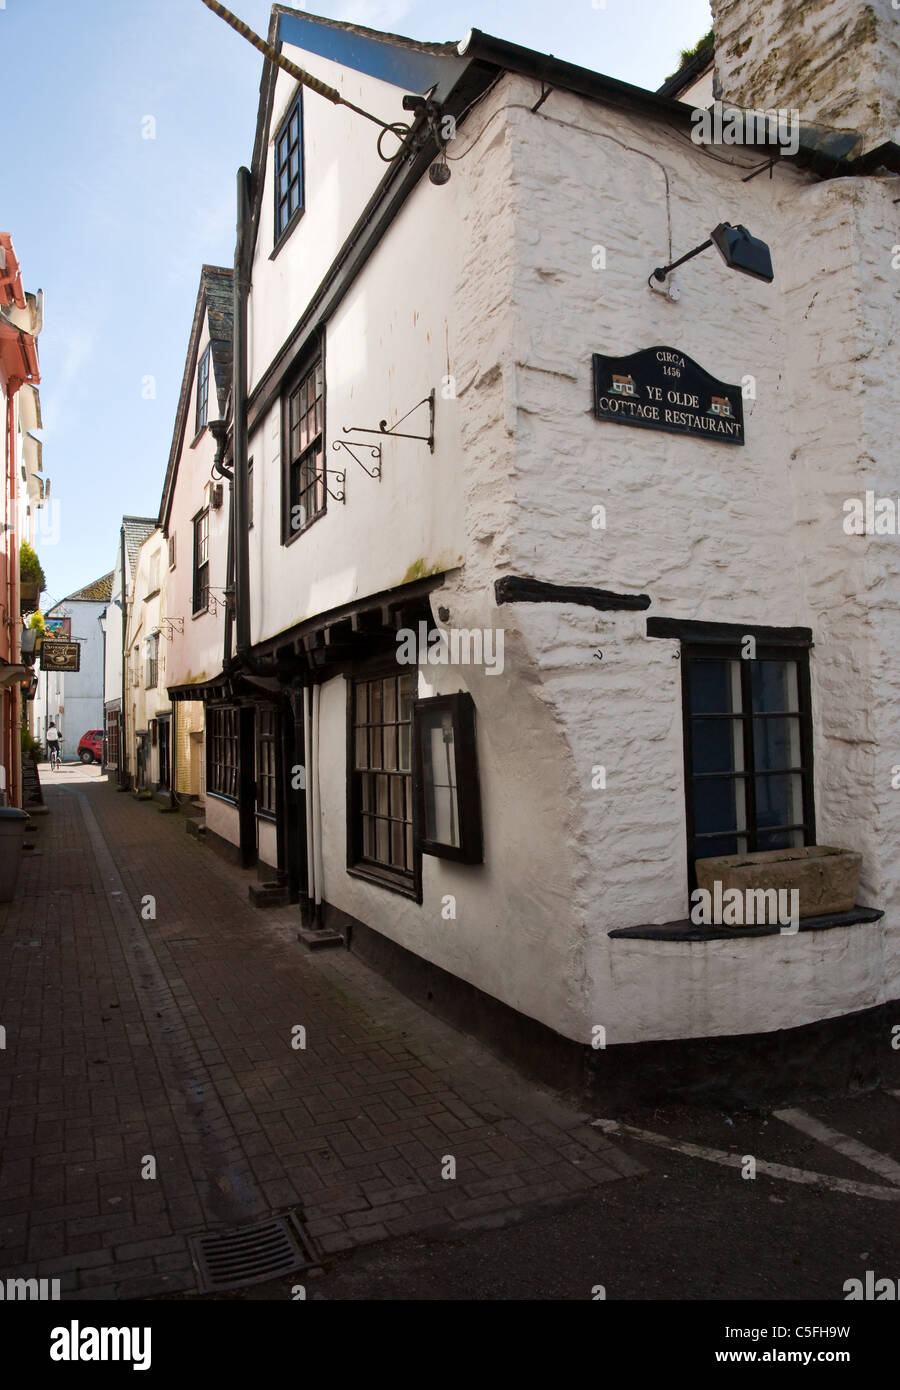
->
<box><xmin>437</xmin><ymin>74</ymin><xmax>899</xmax><ymax>1043</ymax></box>
<box><xmin>711</xmin><ymin>0</ymin><xmax>900</xmax><ymax>153</ymax></box>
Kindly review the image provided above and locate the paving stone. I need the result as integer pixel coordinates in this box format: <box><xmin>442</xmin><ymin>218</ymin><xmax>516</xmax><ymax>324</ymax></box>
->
<box><xmin>0</xmin><ymin>776</ymin><xmax>635</xmax><ymax>1295</ymax></box>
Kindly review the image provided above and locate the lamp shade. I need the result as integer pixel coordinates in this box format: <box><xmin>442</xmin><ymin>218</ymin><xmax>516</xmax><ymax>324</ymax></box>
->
<box><xmin>710</xmin><ymin>223</ymin><xmax>774</xmax><ymax>283</ymax></box>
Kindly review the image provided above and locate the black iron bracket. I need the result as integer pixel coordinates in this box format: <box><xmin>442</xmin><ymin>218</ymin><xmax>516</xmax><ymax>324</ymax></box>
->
<box><xmin>313</xmin><ymin>467</ymin><xmax>346</xmax><ymax>503</ymax></box>
<box><xmin>332</xmin><ymin>439</ymin><xmax>381</xmax><ymax>479</ymax></box>
<box><xmin>342</xmin><ymin>389</ymin><xmax>435</xmax><ymax>454</ymax></box>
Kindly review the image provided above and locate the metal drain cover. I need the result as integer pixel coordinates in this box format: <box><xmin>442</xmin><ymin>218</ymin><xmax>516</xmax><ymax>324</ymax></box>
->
<box><xmin>190</xmin><ymin>1212</ymin><xmax>318</xmax><ymax>1293</ymax></box>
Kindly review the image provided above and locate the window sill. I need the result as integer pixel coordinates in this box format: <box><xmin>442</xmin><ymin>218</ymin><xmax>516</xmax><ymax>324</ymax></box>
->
<box><xmin>191</xmin><ymin>607</ymin><xmax>210</xmax><ymax>620</ymax></box>
<box><xmin>207</xmin><ymin>791</ymin><xmax>238</xmax><ymax>808</ymax></box>
<box><xmin>270</xmin><ymin>206</ymin><xmax>305</xmax><ymax>261</ymax></box>
<box><xmin>609</xmin><ymin>905</ymin><xmax>884</xmax><ymax>942</ymax></box>
<box><xmin>282</xmin><ymin>510</ymin><xmax>325</xmax><ymax>547</ymax></box>
<box><xmin>255</xmin><ymin>809</ymin><xmax>276</xmax><ymax>823</ymax></box>
<box><xmin>347</xmin><ymin>861</ymin><xmax>421</xmax><ymax>904</ymax></box>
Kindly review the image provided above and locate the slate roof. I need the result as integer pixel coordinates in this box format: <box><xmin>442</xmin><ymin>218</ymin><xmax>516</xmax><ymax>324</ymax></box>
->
<box><xmin>123</xmin><ymin>517</ymin><xmax>157</xmax><ymax>583</ymax></box>
<box><xmin>60</xmin><ymin>571</ymin><xmax>114</xmax><ymax>604</ymax></box>
<box><xmin>270</xmin><ymin>5</ymin><xmax>459</xmax><ymax>57</ymax></box>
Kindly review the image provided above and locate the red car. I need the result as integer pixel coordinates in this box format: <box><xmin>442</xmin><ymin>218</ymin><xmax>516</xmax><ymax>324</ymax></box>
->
<box><xmin>77</xmin><ymin>729</ymin><xmax>104</xmax><ymax>764</ymax></box>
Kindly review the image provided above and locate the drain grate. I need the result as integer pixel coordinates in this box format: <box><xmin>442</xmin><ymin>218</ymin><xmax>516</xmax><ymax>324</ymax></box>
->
<box><xmin>190</xmin><ymin>1212</ymin><xmax>319</xmax><ymax>1294</ymax></box>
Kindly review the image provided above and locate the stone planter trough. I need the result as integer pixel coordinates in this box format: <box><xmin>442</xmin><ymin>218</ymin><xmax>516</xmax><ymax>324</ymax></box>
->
<box><xmin>694</xmin><ymin>845</ymin><xmax>862</xmax><ymax>922</ymax></box>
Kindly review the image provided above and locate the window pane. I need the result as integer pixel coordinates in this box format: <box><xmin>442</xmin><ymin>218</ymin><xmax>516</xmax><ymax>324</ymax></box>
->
<box><xmin>391</xmin><ymin>820</ymin><xmax>405</xmax><ymax>869</ymax></box>
<box><xmin>376</xmin><ymin>774</ymin><xmax>388</xmax><ymax>817</ymax></box>
<box><xmin>693</xmin><ymin>775</ymin><xmax>746</xmax><ymax>837</ymax></box>
<box><xmin>688</xmin><ymin>659</ymin><xmax>741</xmax><ymax>715</ymax></box>
<box><xmin>754</xmin><ymin>772</ymin><xmax>804</xmax><ymax>834</ymax></box>
<box><xmin>398</xmin><ymin>724</ymin><xmax>410</xmax><ymax>772</ymax></box>
<box><xmin>390</xmin><ymin>776</ymin><xmax>404</xmax><ymax>819</ymax></box>
<box><xmin>383</xmin><ymin>724</ymin><xmax>396</xmax><ymax>770</ymax></box>
<box><xmin>383</xmin><ymin>678</ymin><xmax>396</xmax><ymax>722</ymax></box>
<box><xmin>422</xmin><ymin>712</ymin><xmax>459</xmax><ymax>846</ymax></box>
<box><xmin>369</xmin><ymin>725</ymin><xmax>382</xmax><ymax>769</ymax></box>
<box><xmin>691</xmin><ymin>717</ymin><xmax>744</xmax><ymax>775</ymax></box>
<box><xmin>753</xmin><ymin>716</ymin><xmax>801</xmax><ymax>771</ymax></box>
<box><xmin>695</xmin><ymin>834</ymin><xmax>748</xmax><ymax>859</ymax></box>
<box><xmin>376</xmin><ymin>819</ymin><xmax>389</xmax><ymax>863</ymax></box>
<box><xmin>756</xmin><ymin>828</ymin><xmax>804</xmax><ymax>852</ymax></box>
<box><xmin>355</xmin><ymin>683</ymin><xmax>367</xmax><ymax>722</ymax></box>
<box><xmin>751</xmin><ymin>660</ymin><xmax>799</xmax><ymax>713</ymax></box>
<box><xmin>363</xmin><ymin>815</ymin><xmax>375</xmax><ymax>858</ymax></box>
<box><xmin>361</xmin><ymin>774</ymin><xmax>373</xmax><ymax>812</ymax></box>
<box><xmin>355</xmin><ymin>727</ymin><xmax>367</xmax><ymax>770</ymax></box>
<box><xmin>370</xmin><ymin>681</ymin><xmax>383</xmax><ymax>725</ymax></box>
<box><xmin>398</xmin><ymin>675</ymin><xmax>414</xmax><ymax>721</ymax></box>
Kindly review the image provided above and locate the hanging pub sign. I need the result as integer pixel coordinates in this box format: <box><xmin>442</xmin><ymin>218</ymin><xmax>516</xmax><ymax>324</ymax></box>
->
<box><xmin>40</xmin><ymin>641</ymin><xmax>81</xmax><ymax>672</ymax></box>
<box><xmin>593</xmin><ymin>346</ymin><xmax>745</xmax><ymax>445</ymax></box>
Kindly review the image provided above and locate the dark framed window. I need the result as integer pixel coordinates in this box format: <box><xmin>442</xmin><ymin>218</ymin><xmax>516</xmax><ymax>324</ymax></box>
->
<box><xmin>247</xmin><ymin>456</ymin><xmax>254</xmax><ymax>530</ymax></box>
<box><xmin>196</xmin><ymin>345</ymin><xmax>211</xmax><ymax>434</ymax></box>
<box><xmin>167</xmin><ymin>533</ymin><xmax>176</xmax><ymax>569</ymax></box>
<box><xmin>192</xmin><ymin>508</ymin><xmax>209</xmax><ymax>614</ymax></box>
<box><xmin>348</xmin><ymin>671</ymin><xmax>418</xmax><ymax>895</ymax></box>
<box><xmin>274</xmin><ymin>95</ymin><xmax>304</xmax><ymax>243</ymax></box>
<box><xmin>413</xmin><ymin>692</ymin><xmax>483</xmax><ymax>863</ymax></box>
<box><xmin>105</xmin><ymin>711</ymin><xmax>120</xmax><ymax>769</ymax></box>
<box><xmin>255</xmin><ymin>706</ymin><xmax>277</xmax><ymax>818</ymax></box>
<box><xmin>145</xmin><ymin>632</ymin><xmax>159</xmax><ymax>690</ymax></box>
<box><xmin>682</xmin><ymin>642</ymin><xmax>815</xmax><ymax>881</ymax></box>
<box><xmin>283</xmin><ymin>358</ymin><xmax>324</xmax><ymax>541</ymax></box>
<box><xmin>207</xmin><ymin>706</ymin><xmax>239</xmax><ymax>802</ymax></box>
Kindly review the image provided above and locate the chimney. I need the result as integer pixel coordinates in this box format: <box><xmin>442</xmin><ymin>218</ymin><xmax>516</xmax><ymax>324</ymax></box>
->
<box><xmin>710</xmin><ymin>0</ymin><xmax>900</xmax><ymax>155</ymax></box>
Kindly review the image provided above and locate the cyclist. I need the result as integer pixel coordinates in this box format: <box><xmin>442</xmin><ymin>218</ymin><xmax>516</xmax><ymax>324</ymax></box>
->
<box><xmin>46</xmin><ymin>721</ymin><xmax>62</xmax><ymax>770</ymax></box>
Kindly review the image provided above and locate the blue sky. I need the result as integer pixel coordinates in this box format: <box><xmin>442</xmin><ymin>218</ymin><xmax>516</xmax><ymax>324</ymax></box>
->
<box><xmin>4</xmin><ymin>0</ymin><xmax>711</xmax><ymax>606</ymax></box>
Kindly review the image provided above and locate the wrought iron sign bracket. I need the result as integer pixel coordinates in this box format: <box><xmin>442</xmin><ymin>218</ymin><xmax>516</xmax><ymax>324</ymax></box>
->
<box><xmin>159</xmin><ymin>617</ymin><xmax>184</xmax><ymax>641</ymax></box>
<box><xmin>342</xmin><ymin>389</ymin><xmax>435</xmax><ymax>455</ymax></box>
<box><xmin>332</xmin><ymin>439</ymin><xmax>381</xmax><ymax>479</ymax></box>
<box><xmin>314</xmin><ymin>467</ymin><xmax>346</xmax><ymax>503</ymax></box>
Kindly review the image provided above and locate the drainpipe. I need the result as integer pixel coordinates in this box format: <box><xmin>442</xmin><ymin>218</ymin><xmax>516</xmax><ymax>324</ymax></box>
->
<box><xmin>312</xmin><ymin>683</ymin><xmax>323</xmax><ymax>913</ymax></box>
<box><xmin>233</xmin><ymin>166</ymin><xmax>252</xmax><ymax>660</ymax></box>
<box><xmin>302</xmin><ymin>685</ymin><xmax>316</xmax><ymax>919</ymax></box>
<box><xmin>119</xmin><ymin>523</ymin><xmax>127</xmax><ymax>788</ymax></box>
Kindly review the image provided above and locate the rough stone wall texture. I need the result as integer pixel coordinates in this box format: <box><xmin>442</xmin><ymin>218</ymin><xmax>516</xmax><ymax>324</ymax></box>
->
<box><xmin>710</xmin><ymin>0</ymin><xmax>900</xmax><ymax>152</ymax></box>
<box><xmin>437</xmin><ymin>74</ymin><xmax>898</xmax><ymax>1043</ymax></box>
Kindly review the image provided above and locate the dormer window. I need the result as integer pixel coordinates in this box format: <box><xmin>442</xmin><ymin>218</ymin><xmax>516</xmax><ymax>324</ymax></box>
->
<box><xmin>274</xmin><ymin>95</ymin><xmax>303</xmax><ymax>244</ymax></box>
<box><xmin>196</xmin><ymin>345</ymin><xmax>211</xmax><ymax>434</ymax></box>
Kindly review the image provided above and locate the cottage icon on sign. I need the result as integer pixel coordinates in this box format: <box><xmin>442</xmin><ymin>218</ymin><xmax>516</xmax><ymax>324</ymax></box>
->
<box><xmin>707</xmin><ymin>395</ymin><xmax>734</xmax><ymax>419</ymax></box>
<box><xmin>609</xmin><ymin>374</ymin><xmax>637</xmax><ymax>398</ymax></box>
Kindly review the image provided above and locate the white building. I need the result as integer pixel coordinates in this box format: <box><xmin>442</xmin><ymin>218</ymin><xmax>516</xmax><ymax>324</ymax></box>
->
<box><xmin>169</xmin><ymin>1</ymin><xmax>900</xmax><ymax>1103</ymax></box>
<box><xmin>102</xmin><ymin>517</ymin><xmax>156</xmax><ymax>782</ymax></box>
<box><xmin>33</xmin><ymin>575</ymin><xmax>111</xmax><ymax>757</ymax></box>
<box><xmin>124</xmin><ymin>528</ymin><xmax>171</xmax><ymax>793</ymax></box>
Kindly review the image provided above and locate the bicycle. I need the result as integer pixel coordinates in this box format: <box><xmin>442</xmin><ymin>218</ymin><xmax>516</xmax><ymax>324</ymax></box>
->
<box><xmin>49</xmin><ymin>741</ymin><xmax>62</xmax><ymax>771</ymax></box>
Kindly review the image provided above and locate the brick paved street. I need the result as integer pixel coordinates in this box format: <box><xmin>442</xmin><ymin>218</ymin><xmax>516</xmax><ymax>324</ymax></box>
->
<box><xmin>0</xmin><ymin>766</ymin><xmax>639</xmax><ymax>1299</ymax></box>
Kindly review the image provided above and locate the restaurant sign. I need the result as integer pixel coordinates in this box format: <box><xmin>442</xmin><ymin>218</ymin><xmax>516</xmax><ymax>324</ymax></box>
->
<box><xmin>40</xmin><ymin>641</ymin><xmax>81</xmax><ymax>672</ymax></box>
<box><xmin>593</xmin><ymin>346</ymin><xmax>745</xmax><ymax>445</ymax></box>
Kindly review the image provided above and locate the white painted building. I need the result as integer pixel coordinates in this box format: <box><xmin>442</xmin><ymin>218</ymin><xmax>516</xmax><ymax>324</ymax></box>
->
<box><xmin>103</xmin><ymin>517</ymin><xmax>156</xmax><ymax>782</ymax></box>
<box><xmin>159</xmin><ymin>267</ymin><xmax>234</xmax><ymax>828</ymax></box>
<box><xmin>124</xmin><ymin>528</ymin><xmax>171</xmax><ymax>793</ymax></box>
<box><xmin>34</xmin><ymin>575</ymin><xmax>111</xmax><ymax>758</ymax></box>
<box><xmin>172</xmin><ymin>1</ymin><xmax>900</xmax><ymax>1101</ymax></box>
